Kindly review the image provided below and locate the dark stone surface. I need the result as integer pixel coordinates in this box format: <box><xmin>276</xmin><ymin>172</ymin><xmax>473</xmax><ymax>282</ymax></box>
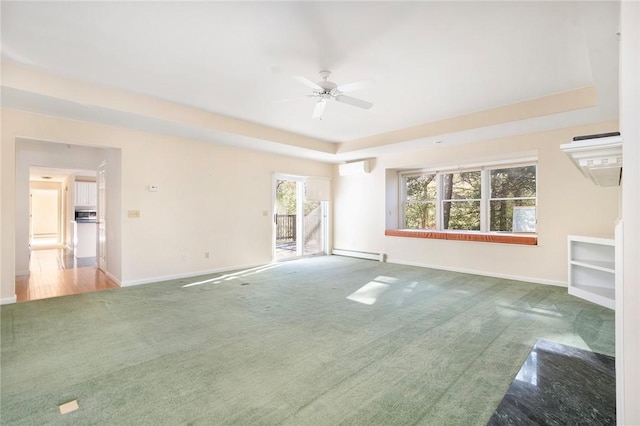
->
<box><xmin>488</xmin><ymin>339</ymin><xmax>615</xmax><ymax>425</ymax></box>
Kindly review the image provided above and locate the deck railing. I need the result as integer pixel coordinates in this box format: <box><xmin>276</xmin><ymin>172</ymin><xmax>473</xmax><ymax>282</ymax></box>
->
<box><xmin>276</xmin><ymin>205</ymin><xmax>323</xmax><ymax>246</ymax></box>
<box><xmin>276</xmin><ymin>214</ymin><xmax>296</xmax><ymax>242</ymax></box>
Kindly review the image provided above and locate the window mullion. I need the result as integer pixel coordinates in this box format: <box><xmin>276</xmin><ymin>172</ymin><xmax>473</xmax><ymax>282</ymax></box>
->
<box><xmin>436</xmin><ymin>173</ymin><xmax>442</xmax><ymax>231</ymax></box>
<box><xmin>399</xmin><ymin>174</ymin><xmax>406</xmax><ymax>228</ymax></box>
<box><xmin>481</xmin><ymin>169</ymin><xmax>490</xmax><ymax>232</ymax></box>
<box><xmin>490</xmin><ymin>197</ymin><xmax>536</xmax><ymax>201</ymax></box>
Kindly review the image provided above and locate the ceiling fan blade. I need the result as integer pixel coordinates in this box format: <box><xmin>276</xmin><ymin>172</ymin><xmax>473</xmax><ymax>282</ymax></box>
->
<box><xmin>293</xmin><ymin>75</ymin><xmax>322</xmax><ymax>91</ymax></box>
<box><xmin>274</xmin><ymin>95</ymin><xmax>312</xmax><ymax>104</ymax></box>
<box><xmin>337</xmin><ymin>79</ymin><xmax>374</xmax><ymax>93</ymax></box>
<box><xmin>312</xmin><ymin>100</ymin><xmax>327</xmax><ymax>118</ymax></box>
<box><xmin>336</xmin><ymin>95</ymin><xmax>373</xmax><ymax>110</ymax></box>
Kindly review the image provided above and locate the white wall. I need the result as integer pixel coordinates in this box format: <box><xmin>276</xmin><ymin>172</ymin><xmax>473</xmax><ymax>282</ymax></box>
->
<box><xmin>333</xmin><ymin>121</ymin><xmax>620</xmax><ymax>285</ymax></box>
<box><xmin>63</xmin><ymin>174</ymin><xmax>75</xmax><ymax>248</ymax></box>
<box><xmin>104</xmin><ymin>148</ymin><xmax>122</xmax><ymax>283</ymax></box>
<box><xmin>0</xmin><ymin>110</ymin><xmax>14</xmax><ymax>304</ymax></box>
<box><xmin>1</xmin><ymin>109</ymin><xmax>332</xmax><ymax>300</ymax></box>
<box><xmin>618</xmin><ymin>1</ymin><xmax>640</xmax><ymax>423</ymax></box>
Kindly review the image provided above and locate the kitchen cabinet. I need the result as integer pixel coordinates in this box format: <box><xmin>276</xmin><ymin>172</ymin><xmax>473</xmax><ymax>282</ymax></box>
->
<box><xmin>75</xmin><ymin>181</ymin><xmax>97</xmax><ymax>207</ymax></box>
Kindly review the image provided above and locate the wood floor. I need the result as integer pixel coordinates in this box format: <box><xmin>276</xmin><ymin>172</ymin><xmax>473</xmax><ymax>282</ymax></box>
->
<box><xmin>15</xmin><ymin>248</ymin><xmax>119</xmax><ymax>302</ymax></box>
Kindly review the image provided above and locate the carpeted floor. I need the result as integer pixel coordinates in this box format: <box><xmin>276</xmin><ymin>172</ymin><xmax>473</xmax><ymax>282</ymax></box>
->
<box><xmin>1</xmin><ymin>256</ymin><xmax>614</xmax><ymax>425</ymax></box>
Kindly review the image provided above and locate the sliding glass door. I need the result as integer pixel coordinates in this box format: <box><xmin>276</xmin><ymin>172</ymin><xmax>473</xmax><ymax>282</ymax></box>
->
<box><xmin>274</xmin><ymin>174</ymin><xmax>327</xmax><ymax>260</ymax></box>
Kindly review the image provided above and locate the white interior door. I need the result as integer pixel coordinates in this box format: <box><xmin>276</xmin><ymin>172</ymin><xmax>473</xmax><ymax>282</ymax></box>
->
<box><xmin>97</xmin><ymin>161</ymin><xmax>107</xmax><ymax>271</ymax></box>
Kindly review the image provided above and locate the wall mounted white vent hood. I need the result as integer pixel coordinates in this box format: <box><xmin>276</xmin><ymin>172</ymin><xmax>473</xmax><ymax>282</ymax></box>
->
<box><xmin>560</xmin><ymin>133</ymin><xmax>622</xmax><ymax>187</ymax></box>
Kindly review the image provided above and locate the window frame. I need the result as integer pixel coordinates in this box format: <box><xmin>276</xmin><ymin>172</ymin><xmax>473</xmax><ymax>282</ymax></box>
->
<box><xmin>440</xmin><ymin>169</ymin><xmax>483</xmax><ymax>231</ymax></box>
<box><xmin>401</xmin><ymin>172</ymin><xmax>438</xmax><ymax>230</ymax></box>
<box><xmin>399</xmin><ymin>160</ymin><xmax>537</xmax><ymax>234</ymax></box>
<box><xmin>486</xmin><ymin>165</ymin><xmax>537</xmax><ymax>233</ymax></box>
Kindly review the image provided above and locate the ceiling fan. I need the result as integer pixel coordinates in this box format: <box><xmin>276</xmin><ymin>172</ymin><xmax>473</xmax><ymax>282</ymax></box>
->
<box><xmin>292</xmin><ymin>70</ymin><xmax>373</xmax><ymax>119</ymax></box>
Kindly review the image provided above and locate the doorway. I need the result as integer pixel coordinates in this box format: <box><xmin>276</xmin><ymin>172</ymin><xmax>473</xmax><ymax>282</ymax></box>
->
<box><xmin>29</xmin><ymin>184</ymin><xmax>62</xmax><ymax>249</ymax></box>
<box><xmin>14</xmin><ymin>140</ymin><xmax>122</xmax><ymax>302</ymax></box>
<box><xmin>17</xmin><ymin>164</ymin><xmax>117</xmax><ymax>302</ymax></box>
<box><xmin>274</xmin><ymin>175</ymin><xmax>327</xmax><ymax>260</ymax></box>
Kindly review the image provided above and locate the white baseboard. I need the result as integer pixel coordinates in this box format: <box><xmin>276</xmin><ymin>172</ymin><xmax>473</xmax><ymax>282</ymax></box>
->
<box><xmin>332</xmin><ymin>249</ymin><xmax>384</xmax><ymax>262</ymax></box>
<box><xmin>104</xmin><ymin>270</ymin><xmax>121</xmax><ymax>286</ymax></box>
<box><xmin>119</xmin><ymin>263</ymin><xmax>266</xmax><ymax>287</ymax></box>
<box><xmin>1</xmin><ymin>295</ymin><xmax>17</xmax><ymax>305</ymax></box>
<box><xmin>387</xmin><ymin>258</ymin><xmax>566</xmax><ymax>287</ymax></box>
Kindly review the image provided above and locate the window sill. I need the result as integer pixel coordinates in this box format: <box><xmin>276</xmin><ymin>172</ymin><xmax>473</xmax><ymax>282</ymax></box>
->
<box><xmin>384</xmin><ymin>229</ymin><xmax>537</xmax><ymax>246</ymax></box>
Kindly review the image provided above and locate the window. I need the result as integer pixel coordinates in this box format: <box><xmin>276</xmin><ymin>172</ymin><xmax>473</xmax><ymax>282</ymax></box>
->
<box><xmin>401</xmin><ymin>164</ymin><xmax>536</xmax><ymax>233</ymax></box>
<box><xmin>404</xmin><ymin>173</ymin><xmax>436</xmax><ymax>229</ymax></box>
<box><xmin>442</xmin><ymin>171</ymin><xmax>481</xmax><ymax>231</ymax></box>
<box><xmin>489</xmin><ymin>166</ymin><xmax>536</xmax><ymax>232</ymax></box>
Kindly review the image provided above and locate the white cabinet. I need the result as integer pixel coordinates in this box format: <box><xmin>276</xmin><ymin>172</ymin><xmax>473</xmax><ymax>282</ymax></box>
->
<box><xmin>75</xmin><ymin>181</ymin><xmax>97</xmax><ymax>207</ymax></box>
<box><xmin>568</xmin><ymin>235</ymin><xmax>615</xmax><ymax>309</ymax></box>
<box><xmin>74</xmin><ymin>222</ymin><xmax>97</xmax><ymax>258</ymax></box>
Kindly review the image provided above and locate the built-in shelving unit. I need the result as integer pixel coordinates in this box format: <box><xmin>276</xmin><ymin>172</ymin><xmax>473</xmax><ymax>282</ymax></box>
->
<box><xmin>568</xmin><ymin>235</ymin><xmax>615</xmax><ymax>309</ymax></box>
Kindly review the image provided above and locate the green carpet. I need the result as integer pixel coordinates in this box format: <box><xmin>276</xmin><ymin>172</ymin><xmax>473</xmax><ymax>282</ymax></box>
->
<box><xmin>1</xmin><ymin>256</ymin><xmax>614</xmax><ymax>425</ymax></box>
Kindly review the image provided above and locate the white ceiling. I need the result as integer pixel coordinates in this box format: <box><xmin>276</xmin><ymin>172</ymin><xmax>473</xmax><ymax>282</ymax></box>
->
<box><xmin>30</xmin><ymin>166</ymin><xmax>95</xmax><ymax>183</ymax></box>
<box><xmin>1</xmin><ymin>1</ymin><xmax>620</xmax><ymax>162</ymax></box>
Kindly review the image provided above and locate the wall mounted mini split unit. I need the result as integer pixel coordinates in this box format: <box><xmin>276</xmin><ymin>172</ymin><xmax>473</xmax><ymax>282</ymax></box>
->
<box><xmin>560</xmin><ymin>133</ymin><xmax>622</xmax><ymax>187</ymax></box>
<box><xmin>338</xmin><ymin>160</ymin><xmax>370</xmax><ymax>176</ymax></box>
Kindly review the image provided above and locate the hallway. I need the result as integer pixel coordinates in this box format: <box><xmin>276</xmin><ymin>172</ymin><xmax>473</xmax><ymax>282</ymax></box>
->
<box><xmin>15</xmin><ymin>248</ymin><xmax>119</xmax><ymax>302</ymax></box>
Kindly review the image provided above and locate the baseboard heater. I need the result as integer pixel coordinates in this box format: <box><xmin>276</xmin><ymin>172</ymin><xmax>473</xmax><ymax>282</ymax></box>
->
<box><xmin>332</xmin><ymin>249</ymin><xmax>385</xmax><ymax>262</ymax></box>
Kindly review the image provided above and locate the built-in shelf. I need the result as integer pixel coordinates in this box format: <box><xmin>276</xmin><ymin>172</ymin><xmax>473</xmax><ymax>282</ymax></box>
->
<box><xmin>570</xmin><ymin>259</ymin><xmax>615</xmax><ymax>274</ymax></box>
<box><xmin>568</xmin><ymin>235</ymin><xmax>615</xmax><ymax>310</ymax></box>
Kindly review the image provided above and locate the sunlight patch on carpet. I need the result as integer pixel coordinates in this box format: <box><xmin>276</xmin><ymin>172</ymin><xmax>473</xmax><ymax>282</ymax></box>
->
<box><xmin>59</xmin><ymin>399</ymin><xmax>79</xmax><ymax>415</ymax></box>
<box><xmin>347</xmin><ymin>276</ymin><xmax>398</xmax><ymax>305</ymax></box>
<box><xmin>182</xmin><ymin>264</ymin><xmax>282</xmax><ymax>288</ymax></box>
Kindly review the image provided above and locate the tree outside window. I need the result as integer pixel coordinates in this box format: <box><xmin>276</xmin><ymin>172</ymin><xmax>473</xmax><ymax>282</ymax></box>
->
<box><xmin>404</xmin><ymin>174</ymin><xmax>436</xmax><ymax>229</ymax></box>
<box><xmin>442</xmin><ymin>171</ymin><xmax>481</xmax><ymax>231</ymax></box>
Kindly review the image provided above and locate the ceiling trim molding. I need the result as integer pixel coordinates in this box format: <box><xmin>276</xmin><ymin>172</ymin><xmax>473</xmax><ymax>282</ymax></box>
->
<box><xmin>1</xmin><ymin>61</ymin><xmax>337</xmax><ymax>155</ymax></box>
<box><xmin>1</xmin><ymin>61</ymin><xmax>607</xmax><ymax>163</ymax></box>
<box><xmin>338</xmin><ymin>86</ymin><xmax>598</xmax><ymax>154</ymax></box>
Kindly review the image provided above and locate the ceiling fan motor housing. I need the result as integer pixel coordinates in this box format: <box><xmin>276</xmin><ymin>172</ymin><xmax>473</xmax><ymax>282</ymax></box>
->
<box><xmin>315</xmin><ymin>70</ymin><xmax>338</xmax><ymax>97</ymax></box>
<box><xmin>317</xmin><ymin>81</ymin><xmax>337</xmax><ymax>91</ymax></box>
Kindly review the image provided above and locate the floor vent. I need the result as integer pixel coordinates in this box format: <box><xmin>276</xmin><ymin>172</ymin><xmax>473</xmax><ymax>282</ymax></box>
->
<box><xmin>332</xmin><ymin>249</ymin><xmax>385</xmax><ymax>262</ymax></box>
